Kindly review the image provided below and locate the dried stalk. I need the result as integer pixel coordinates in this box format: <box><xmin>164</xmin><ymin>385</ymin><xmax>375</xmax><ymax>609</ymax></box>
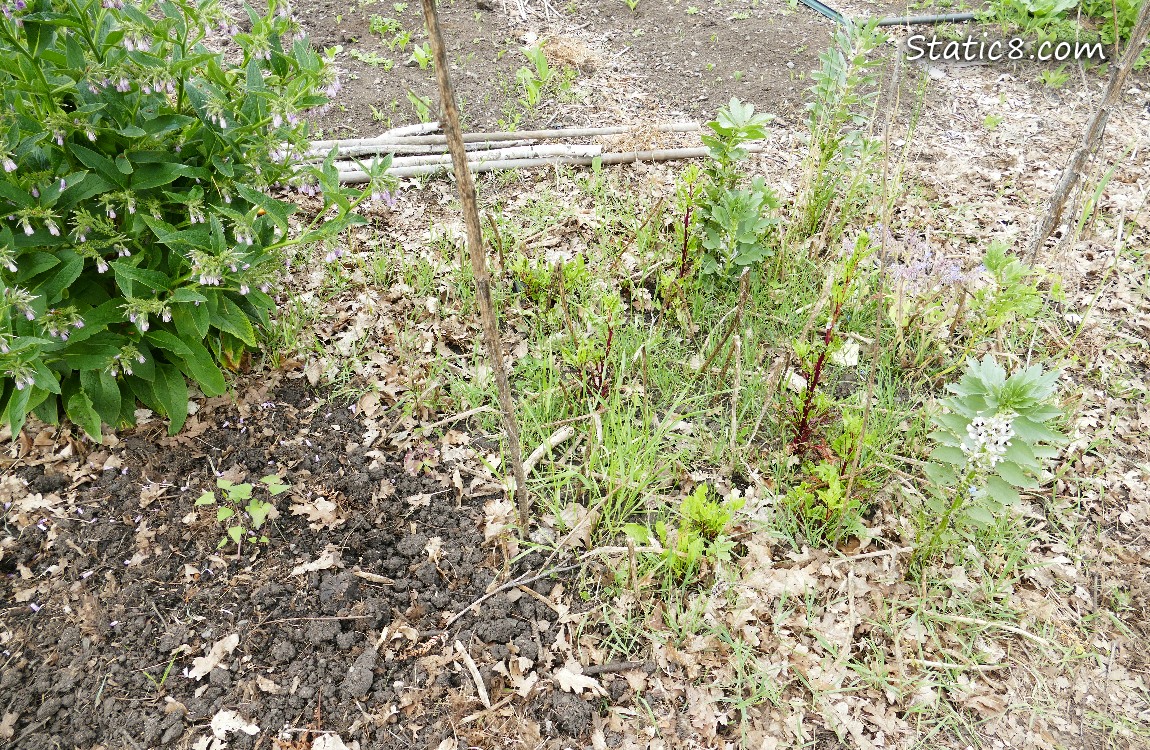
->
<box><xmin>421</xmin><ymin>0</ymin><xmax>530</xmax><ymax>525</ymax></box>
<box><xmin>1026</xmin><ymin>1</ymin><xmax>1150</xmax><ymax>260</ymax></box>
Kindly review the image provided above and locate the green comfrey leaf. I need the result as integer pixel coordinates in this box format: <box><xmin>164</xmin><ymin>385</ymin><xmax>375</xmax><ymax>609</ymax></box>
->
<box><xmin>80</xmin><ymin>368</ymin><xmax>122</xmax><ymax>426</ymax></box>
<box><xmin>65</xmin><ymin>390</ymin><xmax>102</xmax><ymax>441</ymax></box>
<box><xmin>145</xmin><ymin>330</ymin><xmax>227</xmax><ymax>397</ymax></box>
<box><xmin>152</xmin><ymin>363</ymin><xmax>189</xmax><ymax>435</ymax></box>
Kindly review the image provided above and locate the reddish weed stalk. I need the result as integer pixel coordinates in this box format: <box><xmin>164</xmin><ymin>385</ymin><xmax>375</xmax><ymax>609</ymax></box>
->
<box><xmin>789</xmin><ymin>237</ymin><xmax>869</xmax><ymax>455</ymax></box>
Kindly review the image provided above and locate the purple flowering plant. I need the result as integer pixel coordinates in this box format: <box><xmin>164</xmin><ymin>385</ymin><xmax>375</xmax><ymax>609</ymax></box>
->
<box><xmin>0</xmin><ymin>0</ymin><xmax>395</xmax><ymax>440</ymax></box>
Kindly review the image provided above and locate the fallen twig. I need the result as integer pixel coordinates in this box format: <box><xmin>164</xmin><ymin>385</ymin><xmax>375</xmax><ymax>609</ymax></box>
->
<box><xmin>340</xmin><ymin>144</ymin><xmax>601</xmax><ymax>171</ymax></box>
<box><xmin>582</xmin><ymin>661</ymin><xmax>647</xmax><ymax>676</ymax></box>
<box><xmin>444</xmin><ymin>563</ymin><xmax>581</xmax><ymax>629</ymax></box>
<box><xmin>455</xmin><ymin>640</ymin><xmax>492</xmax><ymax>709</ymax></box>
<box><xmin>522</xmin><ymin>425</ymin><xmax>577</xmax><ymax>476</ymax></box>
<box><xmin>314</xmin><ymin>122</ymin><xmax>699</xmax><ymax>153</ymax></box>
<box><xmin>828</xmin><ymin>546</ymin><xmax>912</xmax><ymax>566</ymax></box>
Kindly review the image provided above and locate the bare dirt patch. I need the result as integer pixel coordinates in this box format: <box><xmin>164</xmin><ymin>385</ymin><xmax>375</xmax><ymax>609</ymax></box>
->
<box><xmin>0</xmin><ymin>378</ymin><xmax>591</xmax><ymax>748</ymax></box>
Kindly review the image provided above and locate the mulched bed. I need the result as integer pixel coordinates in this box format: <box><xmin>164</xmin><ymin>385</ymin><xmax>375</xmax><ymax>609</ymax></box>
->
<box><xmin>0</xmin><ymin>377</ymin><xmax>586</xmax><ymax>749</ymax></box>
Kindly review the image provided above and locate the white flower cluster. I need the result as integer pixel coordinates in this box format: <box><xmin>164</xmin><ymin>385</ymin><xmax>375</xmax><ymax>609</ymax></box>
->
<box><xmin>961</xmin><ymin>415</ymin><xmax>1014</xmax><ymax>472</ymax></box>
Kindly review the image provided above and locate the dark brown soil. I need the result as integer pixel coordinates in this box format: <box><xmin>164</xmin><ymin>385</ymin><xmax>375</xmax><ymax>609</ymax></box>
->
<box><xmin>0</xmin><ymin>379</ymin><xmax>589</xmax><ymax>748</ymax></box>
<box><xmin>298</xmin><ymin>0</ymin><xmax>841</xmax><ymax>138</ymax></box>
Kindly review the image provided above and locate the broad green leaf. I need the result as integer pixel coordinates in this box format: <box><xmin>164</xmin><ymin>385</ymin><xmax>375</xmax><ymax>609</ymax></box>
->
<box><xmin>965</xmin><ymin>505</ymin><xmax>996</xmax><ymax>527</ymax></box>
<box><xmin>69</xmin><ymin>143</ymin><xmax>127</xmax><ymax>187</ymax></box>
<box><xmin>66</xmin><ymin>391</ymin><xmax>102</xmax><ymax>441</ymax></box>
<box><xmin>211</xmin><ymin>295</ymin><xmax>258</xmax><ymax>347</ymax></box>
<box><xmin>985</xmin><ymin>475</ymin><xmax>1020</xmax><ymax>507</ymax></box>
<box><xmin>923</xmin><ymin>461</ymin><xmax>957</xmax><ymax>488</ymax></box>
<box><xmin>153</xmin><ymin>363</ymin><xmax>189</xmax><ymax>434</ymax></box>
<box><xmin>217</xmin><ymin>507</ymin><xmax>235</xmax><ymax>521</ymax></box>
<box><xmin>247</xmin><ymin>499</ymin><xmax>272</xmax><ymax>529</ymax></box>
<box><xmin>146</xmin><ymin>330</ymin><xmax>227</xmax><ymax>397</ymax></box>
<box><xmin>227</xmin><ymin>483</ymin><xmax>253</xmax><ymax>501</ymax></box>
<box><xmin>131</xmin><ymin>161</ymin><xmax>192</xmax><ymax>190</ymax></box>
<box><xmin>623</xmin><ymin>523</ymin><xmax>651</xmax><ymax>545</ymax></box>
<box><xmin>996</xmin><ymin>460</ymin><xmax>1038</xmax><ymax>488</ymax></box>
<box><xmin>227</xmin><ymin>526</ymin><xmax>243</xmax><ymax>544</ymax></box>
<box><xmin>80</xmin><ymin>369</ymin><xmax>121</xmax><ymax>425</ymax></box>
<box><xmin>930</xmin><ymin>445</ymin><xmax>967</xmax><ymax>465</ymax></box>
<box><xmin>1011</xmin><ymin>416</ymin><xmax>1066</xmax><ymax>445</ymax></box>
<box><xmin>195</xmin><ymin>491</ymin><xmax>216</xmax><ymax>506</ymax></box>
<box><xmin>111</xmin><ymin>260</ymin><xmax>171</xmax><ymax>293</ymax></box>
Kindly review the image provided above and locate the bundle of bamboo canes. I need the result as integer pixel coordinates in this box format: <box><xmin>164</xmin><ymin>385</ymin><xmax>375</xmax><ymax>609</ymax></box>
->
<box><xmin>303</xmin><ymin>121</ymin><xmax>770</xmax><ymax>182</ymax></box>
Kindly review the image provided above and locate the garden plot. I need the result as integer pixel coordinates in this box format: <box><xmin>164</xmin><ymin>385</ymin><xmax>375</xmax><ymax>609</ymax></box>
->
<box><xmin>3</xmin><ymin>1</ymin><xmax>1150</xmax><ymax>749</ymax></box>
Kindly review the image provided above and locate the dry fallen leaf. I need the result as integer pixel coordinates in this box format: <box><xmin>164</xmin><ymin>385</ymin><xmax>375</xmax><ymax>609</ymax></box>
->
<box><xmin>312</xmin><ymin>733</ymin><xmax>352</xmax><ymax>750</ymax></box>
<box><xmin>0</xmin><ymin>712</ymin><xmax>17</xmax><ymax>740</ymax></box>
<box><xmin>289</xmin><ymin>496</ymin><xmax>344</xmax><ymax>530</ymax></box>
<box><xmin>210</xmin><ymin>709</ymin><xmax>259</xmax><ymax>740</ymax></box>
<box><xmin>553</xmin><ymin>661</ymin><xmax>607</xmax><ymax>697</ymax></box>
<box><xmin>483</xmin><ymin>498</ymin><xmax>516</xmax><ymax>542</ymax></box>
<box><xmin>187</xmin><ymin>633</ymin><xmax>239</xmax><ymax>681</ymax></box>
<box><xmin>290</xmin><ymin>545</ymin><xmax>342</xmax><ymax>576</ymax></box>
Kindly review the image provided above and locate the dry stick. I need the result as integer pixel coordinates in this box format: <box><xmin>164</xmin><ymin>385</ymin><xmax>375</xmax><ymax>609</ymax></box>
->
<box><xmin>421</xmin><ymin>0</ymin><xmax>529</xmax><ymax>526</ymax></box>
<box><xmin>1026</xmin><ymin>1</ymin><xmax>1150</xmax><ymax>261</ymax></box>
<box><xmin>454</xmin><ymin>640</ymin><xmax>492</xmax><ymax>709</ymax></box>
<box><xmin>729</xmin><ymin>332</ymin><xmax>744</xmax><ymax>454</ymax></box>
<box><xmin>307</xmin><ymin>139</ymin><xmax>533</xmax><ymax>159</ymax></box>
<box><xmin>522</xmin><ymin>425</ymin><xmax>577</xmax><ymax>476</ymax></box>
<box><xmin>582</xmin><ymin>661</ymin><xmax>647</xmax><ymax>676</ymax></box>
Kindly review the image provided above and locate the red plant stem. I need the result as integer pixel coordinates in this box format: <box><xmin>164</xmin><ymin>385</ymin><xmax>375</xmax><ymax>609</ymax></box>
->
<box><xmin>678</xmin><ymin>185</ymin><xmax>695</xmax><ymax>279</ymax></box>
<box><xmin>791</xmin><ymin>292</ymin><xmax>847</xmax><ymax>452</ymax></box>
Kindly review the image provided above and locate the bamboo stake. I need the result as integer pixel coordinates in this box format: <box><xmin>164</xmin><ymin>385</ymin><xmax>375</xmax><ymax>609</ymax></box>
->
<box><xmin>307</xmin><ymin>139</ymin><xmax>534</xmax><ymax>159</ymax></box>
<box><xmin>421</xmin><ymin>0</ymin><xmax>530</xmax><ymax>525</ymax></box>
<box><xmin>335</xmin><ymin>144</ymin><xmax>770</xmax><ymax>183</ymax></box>
<box><xmin>310</xmin><ymin>122</ymin><xmax>700</xmax><ymax>154</ymax></box>
<box><xmin>1026</xmin><ymin>1</ymin><xmax>1150</xmax><ymax>261</ymax></box>
<box><xmin>308</xmin><ymin>121</ymin><xmax>439</xmax><ymax>151</ymax></box>
<box><xmin>338</xmin><ymin>144</ymin><xmax>601</xmax><ymax>171</ymax></box>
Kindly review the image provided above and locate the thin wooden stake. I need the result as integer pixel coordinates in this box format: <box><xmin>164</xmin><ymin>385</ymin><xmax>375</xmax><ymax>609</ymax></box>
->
<box><xmin>421</xmin><ymin>0</ymin><xmax>529</xmax><ymax>525</ymax></box>
<box><xmin>1026</xmin><ymin>2</ymin><xmax>1150</xmax><ymax>260</ymax></box>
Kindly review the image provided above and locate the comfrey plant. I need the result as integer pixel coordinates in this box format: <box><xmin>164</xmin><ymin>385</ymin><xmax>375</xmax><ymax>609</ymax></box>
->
<box><xmin>0</xmin><ymin>0</ymin><xmax>394</xmax><ymax>439</ymax></box>
<box><xmin>914</xmin><ymin>355</ymin><xmax>1066</xmax><ymax>567</ymax></box>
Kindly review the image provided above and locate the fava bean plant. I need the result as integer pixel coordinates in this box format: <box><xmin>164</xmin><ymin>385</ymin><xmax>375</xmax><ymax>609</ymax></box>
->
<box><xmin>0</xmin><ymin>0</ymin><xmax>394</xmax><ymax>439</ymax></box>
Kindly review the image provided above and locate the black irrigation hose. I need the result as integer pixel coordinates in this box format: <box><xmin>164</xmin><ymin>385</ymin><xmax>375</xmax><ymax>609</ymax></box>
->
<box><xmin>797</xmin><ymin>0</ymin><xmax>978</xmax><ymax>28</ymax></box>
<box><xmin>875</xmin><ymin>11</ymin><xmax>978</xmax><ymax>26</ymax></box>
